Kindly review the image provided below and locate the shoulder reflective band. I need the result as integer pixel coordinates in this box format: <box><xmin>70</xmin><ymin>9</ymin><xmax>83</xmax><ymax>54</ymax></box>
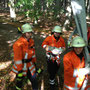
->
<box><xmin>32</xmin><ymin>55</ymin><xmax>36</xmax><ymax>58</ymax></box>
<box><xmin>64</xmin><ymin>84</ymin><xmax>79</xmax><ymax>90</ymax></box>
<box><xmin>15</xmin><ymin>60</ymin><xmax>22</xmax><ymax>64</ymax></box>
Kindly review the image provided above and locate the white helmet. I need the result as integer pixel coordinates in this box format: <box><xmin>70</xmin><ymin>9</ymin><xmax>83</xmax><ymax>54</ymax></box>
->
<box><xmin>21</xmin><ymin>23</ymin><xmax>33</xmax><ymax>33</ymax></box>
<box><xmin>52</xmin><ymin>26</ymin><xmax>62</xmax><ymax>33</ymax></box>
<box><xmin>71</xmin><ymin>36</ymin><xmax>86</xmax><ymax>47</ymax></box>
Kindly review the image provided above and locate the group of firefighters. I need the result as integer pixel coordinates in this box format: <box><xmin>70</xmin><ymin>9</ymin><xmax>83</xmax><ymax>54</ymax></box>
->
<box><xmin>12</xmin><ymin>23</ymin><xmax>90</xmax><ymax>90</ymax></box>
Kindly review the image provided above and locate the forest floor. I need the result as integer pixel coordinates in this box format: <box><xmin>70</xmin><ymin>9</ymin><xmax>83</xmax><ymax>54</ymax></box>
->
<box><xmin>0</xmin><ymin>10</ymin><xmax>89</xmax><ymax>90</ymax></box>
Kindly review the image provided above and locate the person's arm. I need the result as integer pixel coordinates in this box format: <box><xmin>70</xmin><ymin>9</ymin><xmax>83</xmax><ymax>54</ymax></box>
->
<box><xmin>30</xmin><ymin>40</ymin><xmax>37</xmax><ymax>64</ymax></box>
<box><xmin>41</xmin><ymin>36</ymin><xmax>55</xmax><ymax>51</ymax></box>
<box><xmin>32</xmin><ymin>49</ymin><xmax>37</xmax><ymax>64</ymax></box>
<box><xmin>63</xmin><ymin>55</ymin><xmax>74</xmax><ymax>77</ymax></box>
<box><xmin>13</xmin><ymin>43</ymin><xmax>23</xmax><ymax>72</ymax></box>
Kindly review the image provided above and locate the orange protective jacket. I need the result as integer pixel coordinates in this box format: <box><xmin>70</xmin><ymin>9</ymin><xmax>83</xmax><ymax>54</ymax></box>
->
<box><xmin>63</xmin><ymin>50</ymin><xmax>86</xmax><ymax>90</ymax></box>
<box><xmin>12</xmin><ymin>36</ymin><xmax>36</xmax><ymax>76</ymax></box>
<box><xmin>42</xmin><ymin>35</ymin><xmax>65</xmax><ymax>48</ymax></box>
<box><xmin>42</xmin><ymin>35</ymin><xmax>65</xmax><ymax>63</ymax></box>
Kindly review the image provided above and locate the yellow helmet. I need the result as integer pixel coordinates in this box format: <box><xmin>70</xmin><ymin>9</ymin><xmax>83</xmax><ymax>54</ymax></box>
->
<box><xmin>71</xmin><ymin>36</ymin><xmax>86</xmax><ymax>47</ymax></box>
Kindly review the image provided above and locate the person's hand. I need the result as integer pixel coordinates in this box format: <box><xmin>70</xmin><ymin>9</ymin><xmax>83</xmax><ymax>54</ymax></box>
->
<box><xmin>46</xmin><ymin>46</ymin><xmax>55</xmax><ymax>51</ymax></box>
<box><xmin>46</xmin><ymin>46</ymin><xmax>49</xmax><ymax>51</ymax></box>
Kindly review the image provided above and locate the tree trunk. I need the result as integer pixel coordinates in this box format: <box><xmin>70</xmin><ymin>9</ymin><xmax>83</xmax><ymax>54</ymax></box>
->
<box><xmin>9</xmin><ymin>0</ymin><xmax>16</xmax><ymax>20</ymax></box>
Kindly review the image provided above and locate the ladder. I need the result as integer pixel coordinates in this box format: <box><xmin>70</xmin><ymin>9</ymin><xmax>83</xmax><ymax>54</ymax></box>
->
<box><xmin>71</xmin><ymin>0</ymin><xmax>90</xmax><ymax>66</ymax></box>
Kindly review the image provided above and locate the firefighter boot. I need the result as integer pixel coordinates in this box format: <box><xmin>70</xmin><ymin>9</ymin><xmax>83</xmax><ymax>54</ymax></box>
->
<box><xmin>50</xmin><ymin>84</ymin><xmax>55</xmax><ymax>90</ymax></box>
<box><xmin>15</xmin><ymin>73</ymin><xmax>23</xmax><ymax>90</ymax></box>
<box><xmin>49</xmin><ymin>79</ymin><xmax>55</xmax><ymax>90</ymax></box>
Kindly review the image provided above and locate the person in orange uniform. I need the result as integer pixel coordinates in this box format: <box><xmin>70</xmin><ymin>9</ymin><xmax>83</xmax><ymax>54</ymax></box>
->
<box><xmin>42</xmin><ymin>26</ymin><xmax>66</xmax><ymax>90</ymax></box>
<box><xmin>63</xmin><ymin>36</ymin><xmax>90</xmax><ymax>90</ymax></box>
<box><xmin>12</xmin><ymin>23</ymin><xmax>38</xmax><ymax>90</ymax></box>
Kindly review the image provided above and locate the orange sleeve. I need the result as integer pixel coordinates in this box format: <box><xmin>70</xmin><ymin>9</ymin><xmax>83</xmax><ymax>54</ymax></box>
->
<box><xmin>29</xmin><ymin>39</ymin><xmax>35</xmax><ymax>47</ymax></box>
<box><xmin>30</xmin><ymin>39</ymin><xmax>37</xmax><ymax>63</ymax></box>
<box><xmin>13</xmin><ymin>43</ymin><xmax>23</xmax><ymax>60</ymax></box>
<box><xmin>13</xmin><ymin>43</ymin><xmax>23</xmax><ymax>71</ymax></box>
<box><xmin>63</xmin><ymin>54</ymin><xmax>74</xmax><ymax>77</ymax></box>
<box><xmin>32</xmin><ymin>48</ymin><xmax>36</xmax><ymax>63</ymax></box>
<box><xmin>41</xmin><ymin>36</ymin><xmax>50</xmax><ymax>48</ymax></box>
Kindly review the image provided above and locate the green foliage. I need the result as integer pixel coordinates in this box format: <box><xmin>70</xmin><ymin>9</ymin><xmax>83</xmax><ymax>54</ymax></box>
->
<box><xmin>14</xmin><ymin>0</ymin><xmax>69</xmax><ymax>22</ymax></box>
<box><xmin>15</xmin><ymin>0</ymin><xmax>44</xmax><ymax>22</ymax></box>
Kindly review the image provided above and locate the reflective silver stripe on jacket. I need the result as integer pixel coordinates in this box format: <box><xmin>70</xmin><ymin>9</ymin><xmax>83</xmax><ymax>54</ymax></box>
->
<box><xmin>31</xmin><ymin>68</ymin><xmax>35</xmax><ymax>74</ymax></box>
<box><xmin>49</xmin><ymin>79</ymin><xmax>55</xmax><ymax>85</ymax></box>
<box><xmin>56</xmin><ymin>55</ymin><xmax>60</xmax><ymax>63</ymax></box>
<box><xmin>64</xmin><ymin>84</ymin><xmax>79</xmax><ymax>90</ymax></box>
<box><xmin>29</xmin><ymin>62</ymin><xmax>35</xmax><ymax>75</ymax></box>
<box><xmin>22</xmin><ymin>53</ymin><xmax>28</xmax><ymax>71</ymax></box>
<box><xmin>12</xmin><ymin>68</ymin><xmax>18</xmax><ymax>73</ymax></box>
<box><xmin>23</xmin><ymin>63</ymin><xmax>27</xmax><ymax>70</ymax></box>
<box><xmin>46</xmin><ymin>52</ymin><xmax>53</xmax><ymax>58</ymax></box>
<box><xmin>56</xmin><ymin>55</ymin><xmax>59</xmax><ymax>59</ymax></box>
<box><xmin>56</xmin><ymin>58</ymin><xmax>60</xmax><ymax>64</ymax></box>
<box><xmin>29</xmin><ymin>64</ymin><xmax>34</xmax><ymax>70</ymax></box>
<box><xmin>46</xmin><ymin>53</ymin><xmax>51</xmax><ymax>58</ymax></box>
<box><xmin>32</xmin><ymin>55</ymin><xmax>36</xmax><ymax>58</ymax></box>
<box><xmin>43</xmin><ymin>45</ymin><xmax>47</xmax><ymax>48</ymax></box>
<box><xmin>30</xmin><ymin>62</ymin><xmax>32</xmax><ymax>64</ymax></box>
<box><xmin>81</xmin><ymin>77</ymin><xmax>88</xmax><ymax>90</ymax></box>
<box><xmin>15</xmin><ymin>60</ymin><xmax>22</xmax><ymax>64</ymax></box>
<box><xmin>24</xmin><ymin>53</ymin><xmax>28</xmax><ymax>59</ymax></box>
<box><xmin>73</xmin><ymin>69</ymin><xmax>77</xmax><ymax>77</ymax></box>
<box><xmin>14</xmin><ymin>64</ymin><xmax>17</xmax><ymax>69</ymax></box>
<box><xmin>23</xmin><ymin>72</ymin><xmax>27</xmax><ymax>75</ymax></box>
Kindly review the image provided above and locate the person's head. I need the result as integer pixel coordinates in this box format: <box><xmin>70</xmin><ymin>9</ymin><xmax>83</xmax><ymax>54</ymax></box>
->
<box><xmin>52</xmin><ymin>26</ymin><xmax>62</xmax><ymax>37</ymax></box>
<box><xmin>21</xmin><ymin>23</ymin><xmax>33</xmax><ymax>39</ymax></box>
<box><xmin>71</xmin><ymin>36</ymin><xmax>86</xmax><ymax>55</ymax></box>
